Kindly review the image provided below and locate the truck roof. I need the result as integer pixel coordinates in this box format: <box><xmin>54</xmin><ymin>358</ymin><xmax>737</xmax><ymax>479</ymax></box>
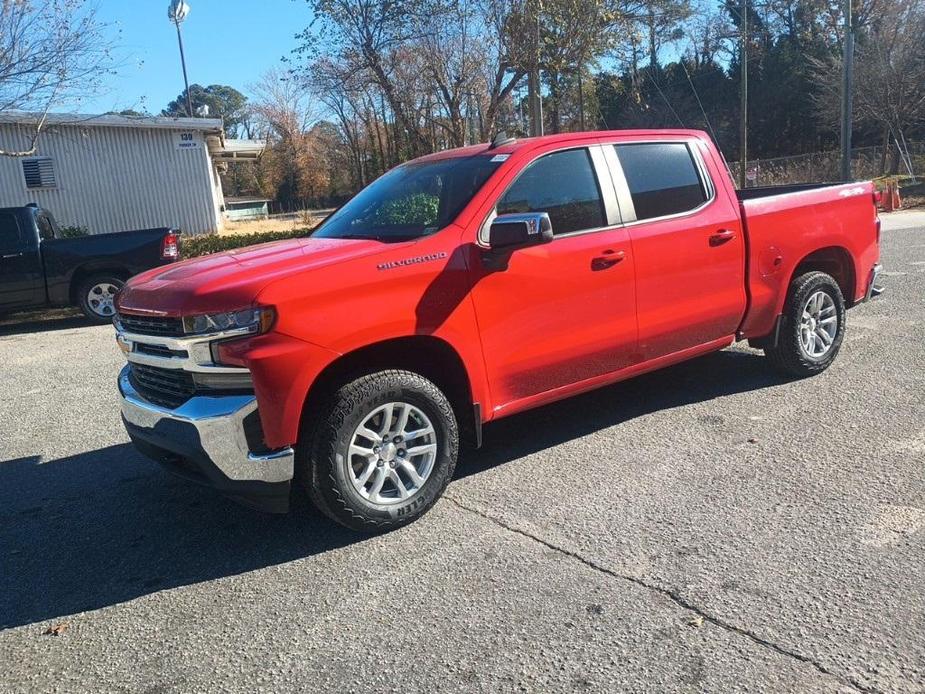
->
<box><xmin>412</xmin><ymin>129</ymin><xmax>710</xmax><ymax>163</ymax></box>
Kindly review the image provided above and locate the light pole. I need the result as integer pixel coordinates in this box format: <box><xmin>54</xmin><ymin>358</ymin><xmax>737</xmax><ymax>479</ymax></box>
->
<box><xmin>839</xmin><ymin>0</ymin><xmax>855</xmax><ymax>181</ymax></box>
<box><xmin>738</xmin><ymin>0</ymin><xmax>748</xmax><ymax>189</ymax></box>
<box><xmin>168</xmin><ymin>1</ymin><xmax>193</xmax><ymax>117</ymax></box>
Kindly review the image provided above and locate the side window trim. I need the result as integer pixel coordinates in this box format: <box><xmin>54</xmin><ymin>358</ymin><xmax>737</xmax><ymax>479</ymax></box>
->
<box><xmin>479</xmin><ymin>144</ymin><xmax>619</xmax><ymax>244</ymax></box>
<box><xmin>601</xmin><ymin>144</ymin><xmax>636</xmax><ymax>223</ymax></box>
<box><xmin>603</xmin><ymin>139</ymin><xmax>716</xmax><ymax>226</ymax></box>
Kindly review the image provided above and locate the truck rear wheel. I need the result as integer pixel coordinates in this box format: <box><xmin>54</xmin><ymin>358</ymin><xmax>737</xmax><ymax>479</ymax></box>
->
<box><xmin>299</xmin><ymin>370</ymin><xmax>459</xmax><ymax>532</ymax></box>
<box><xmin>77</xmin><ymin>274</ymin><xmax>124</xmax><ymax>323</ymax></box>
<box><xmin>764</xmin><ymin>271</ymin><xmax>846</xmax><ymax>377</ymax></box>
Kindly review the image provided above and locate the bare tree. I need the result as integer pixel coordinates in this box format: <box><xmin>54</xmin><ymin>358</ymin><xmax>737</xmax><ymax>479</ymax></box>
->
<box><xmin>0</xmin><ymin>0</ymin><xmax>118</xmax><ymax>156</ymax></box>
<box><xmin>812</xmin><ymin>0</ymin><xmax>925</xmax><ymax>172</ymax></box>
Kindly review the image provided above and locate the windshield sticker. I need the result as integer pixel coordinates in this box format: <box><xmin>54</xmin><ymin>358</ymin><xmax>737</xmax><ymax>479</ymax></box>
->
<box><xmin>490</xmin><ymin>154</ymin><xmax>510</xmax><ymax>162</ymax></box>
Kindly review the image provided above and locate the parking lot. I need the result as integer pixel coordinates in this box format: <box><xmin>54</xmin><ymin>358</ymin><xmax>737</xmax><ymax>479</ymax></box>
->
<box><xmin>1</xmin><ymin>212</ymin><xmax>923</xmax><ymax>693</ymax></box>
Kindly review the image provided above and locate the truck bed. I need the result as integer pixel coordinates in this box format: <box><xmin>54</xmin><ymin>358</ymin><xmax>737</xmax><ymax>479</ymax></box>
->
<box><xmin>736</xmin><ymin>181</ymin><xmax>880</xmax><ymax>339</ymax></box>
<box><xmin>736</xmin><ymin>182</ymin><xmax>845</xmax><ymax>201</ymax></box>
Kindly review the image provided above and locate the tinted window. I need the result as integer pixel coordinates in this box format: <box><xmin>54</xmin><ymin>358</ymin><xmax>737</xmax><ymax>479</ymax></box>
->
<box><xmin>497</xmin><ymin>148</ymin><xmax>606</xmax><ymax>235</ymax></box>
<box><xmin>0</xmin><ymin>213</ymin><xmax>22</xmax><ymax>252</ymax></box>
<box><xmin>614</xmin><ymin>143</ymin><xmax>708</xmax><ymax>220</ymax></box>
<box><xmin>314</xmin><ymin>155</ymin><xmax>501</xmax><ymax>242</ymax></box>
<box><xmin>36</xmin><ymin>214</ymin><xmax>55</xmax><ymax>240</ymax></box>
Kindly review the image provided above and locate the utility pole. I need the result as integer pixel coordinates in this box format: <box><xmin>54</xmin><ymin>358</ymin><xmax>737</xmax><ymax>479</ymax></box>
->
<box><xmin>839</xmin><ymin>0</ymin><xmax>855</xmax><ymax>181</ymax></box>
<box><xmin>168</xmin><ymin>1</ymin><xmax>193</xmax><ymax>117</ymax></box>
<box><xmin>527</xmin><ymin>11</ymin><xmax>544</xmax><ymax>136</ymax></box>
<box><xmin>738</xmin><ymin>0</ymin><xmax>748</xmax><ymax>188</ymax></box>
<box><xmin>577</xmin><ymin>67</ymin><xmax>585</xmax><ymax>131</ymax></box>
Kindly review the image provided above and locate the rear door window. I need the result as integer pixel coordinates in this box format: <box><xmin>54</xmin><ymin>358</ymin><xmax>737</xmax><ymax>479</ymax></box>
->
<box><xmin>613</xmin><ymin>143</ymin><xmax>708</xmax><ymax>220</ymax></box>
<box><xmin>35</xmin><ymin>214</ymin><xmax>56</xmax><ymax>240</ymax></box>
<box><xmin>497</xmin><ymin>148</ymin><xmax>606</xmax><ymax>235</ymax></box>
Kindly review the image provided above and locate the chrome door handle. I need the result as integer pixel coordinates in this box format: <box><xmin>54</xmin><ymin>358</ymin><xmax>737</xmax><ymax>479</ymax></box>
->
<box><xmin>1</xmin><ymin>252</ymin><xmax>23</xmax><ymax>259</ymax></box>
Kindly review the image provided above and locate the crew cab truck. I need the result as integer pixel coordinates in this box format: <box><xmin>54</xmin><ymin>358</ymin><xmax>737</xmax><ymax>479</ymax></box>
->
<box><xmin>0</xmin><ymin>204</ymin><xmax>180</xmax><ymax>322</ymax></box>
<box><xmin>114</xmin><ymin>130</ymin><xmax>882</xmax><ymax>531</ymax></box>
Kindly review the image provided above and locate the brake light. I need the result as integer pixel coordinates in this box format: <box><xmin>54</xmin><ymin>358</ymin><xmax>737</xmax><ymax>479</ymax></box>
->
<box><xmin>873</xmin><ymin>190</ymin><xmax>883</xmax><ymax>208</ymax></box>
<box><xmin>161</xmin><ymin>230</ymin><xmax>180</xmax><ymax>260</ymax></box>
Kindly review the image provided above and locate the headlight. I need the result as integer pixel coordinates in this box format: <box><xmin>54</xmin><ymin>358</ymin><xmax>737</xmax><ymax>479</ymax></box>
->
<box><xmin>182</xmin><ymin>306</ymin><xmax>276</xmax><ymax>335</ymax></box>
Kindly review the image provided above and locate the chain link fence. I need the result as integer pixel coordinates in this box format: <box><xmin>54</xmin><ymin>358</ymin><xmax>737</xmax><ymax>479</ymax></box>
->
<box><xmin>727</xmin><ymin>142</ymin><xmax>924</xmax><ymax>187</ymax></box>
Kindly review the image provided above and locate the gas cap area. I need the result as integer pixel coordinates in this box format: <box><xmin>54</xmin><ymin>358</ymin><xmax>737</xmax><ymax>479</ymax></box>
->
<box><xmin>759</xmin><ymin>246</ymin><xmax>784</xmax><ymax>277</ymax></box>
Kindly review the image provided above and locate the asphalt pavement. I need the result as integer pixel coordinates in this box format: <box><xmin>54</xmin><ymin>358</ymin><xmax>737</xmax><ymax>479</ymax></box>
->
<box><xmin>1</xmin><ymin>210</ymin><xmax>923</xmax><ymax>693</ymax></box>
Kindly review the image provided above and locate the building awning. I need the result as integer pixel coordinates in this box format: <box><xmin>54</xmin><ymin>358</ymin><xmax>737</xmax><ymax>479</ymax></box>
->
<box><xmin>210</xmin><ymin>138</ymin><xmax>266</xmax><ymax>161</ymax></box>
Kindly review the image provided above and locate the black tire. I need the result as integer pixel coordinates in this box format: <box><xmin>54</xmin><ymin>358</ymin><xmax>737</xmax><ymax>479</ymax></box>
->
<box><xmin>77</xmin><ymin>274</ymin><xmax>124</xmax><ymax>323</ymax></box>
<box><xmin>764</xmin><ymin>271</ymin><xmax>846</xmax><ymax>377</ymax></box>
<box><xmin>298</xmin><ymin>370</ymin><xmax>459</xmax><ymax>532</ymax></box>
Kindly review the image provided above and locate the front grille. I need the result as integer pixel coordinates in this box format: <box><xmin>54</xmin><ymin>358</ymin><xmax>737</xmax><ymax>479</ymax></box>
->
<box><xmin>129</xmin><ymin>363</ymin><xmax>196</xmax><ymax>409</ymax></box>
<box><xmin>118</xmin><ymin>313</ymin><xmax>184</xmax><ymax>337</ymax></box>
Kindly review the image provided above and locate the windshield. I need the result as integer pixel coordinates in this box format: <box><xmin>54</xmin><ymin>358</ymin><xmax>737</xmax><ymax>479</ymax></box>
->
<box><xmin>313</xmin><ymin>155</ymin><xmax>502</xmax><ymax>242</ymax></box>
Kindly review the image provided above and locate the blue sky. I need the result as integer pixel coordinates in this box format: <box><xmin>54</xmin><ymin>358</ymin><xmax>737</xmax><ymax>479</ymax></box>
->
<box><xmin>81</xmin><ymin>0</ymin><xmax>313</xmax><ymax>114</ymax></box>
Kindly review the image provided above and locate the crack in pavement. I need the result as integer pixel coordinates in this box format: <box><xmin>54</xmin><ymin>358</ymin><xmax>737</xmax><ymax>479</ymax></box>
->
<box><xmin>445</xmin><ymin>494</ymin><xmax>876</xmax><ymax>694</ymax></box>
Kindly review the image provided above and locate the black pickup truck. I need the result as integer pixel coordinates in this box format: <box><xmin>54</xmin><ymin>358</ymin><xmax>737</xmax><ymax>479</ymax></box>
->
<box><xmin>0</xmin><ymin>204</ymin><xmax>180</xmax><ymax>322</ymax></box>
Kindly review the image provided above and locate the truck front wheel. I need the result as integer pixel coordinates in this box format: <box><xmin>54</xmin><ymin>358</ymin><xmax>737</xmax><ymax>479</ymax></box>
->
<box><xmin>300</xmin><ymin>370</ymin><xmax>459</xmax><ymax>532</ymax></box>
<box><xmin>764</xmin><ymin>271</ymin><xmax>846</xmax><ymax>377</ymax></box>
<box><xmin>77</xmin><ymin>274</ymin><xmax>124</xmax><ymax>323</ymax></box>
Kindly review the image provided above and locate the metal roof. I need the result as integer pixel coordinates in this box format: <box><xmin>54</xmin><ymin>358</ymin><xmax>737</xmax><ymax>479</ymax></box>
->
<box><xmin>0</xmin><ymin>111</ymin><xmax>224</xmax><ymax>132</ymax></box>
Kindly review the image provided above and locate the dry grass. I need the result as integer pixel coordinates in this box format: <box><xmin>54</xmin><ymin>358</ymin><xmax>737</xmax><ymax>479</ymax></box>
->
<box><xmin>219</xmin><ymin>211</ymin><xmax>325</xmax><ymax>236</ymax></box>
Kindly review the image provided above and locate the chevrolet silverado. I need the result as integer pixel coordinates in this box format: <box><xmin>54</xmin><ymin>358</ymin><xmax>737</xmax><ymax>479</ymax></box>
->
<box><xmin>113</xmin><ymin>130</ymin><xmax>883</xmax><ymax>530</ymax></box>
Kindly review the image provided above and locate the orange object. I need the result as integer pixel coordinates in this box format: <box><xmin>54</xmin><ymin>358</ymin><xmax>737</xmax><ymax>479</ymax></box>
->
<box><xmin>892</xmin><ymin>182</ymin><xmax>902</xmax><ymax>210</ymax></box>
<box><xmin>882</xmin><ymin>183</ymin><xmax>894</xmax><ymax>212</ymax></box>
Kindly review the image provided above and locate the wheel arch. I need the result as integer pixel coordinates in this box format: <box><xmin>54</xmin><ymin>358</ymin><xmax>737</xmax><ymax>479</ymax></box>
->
<box><xmin>301</xmin><ymin>335</ymin><xmax>481</xmax><ymax>447</ymax></box>
<box><xmin>788</xmin><ymin>246</ymin><xmax>857</xmax><ymax>308</ymax></box>
<box><xmin>68</xmin><ymin>264</ymin><xmax>132</xmax><ymax>305</ymax></box>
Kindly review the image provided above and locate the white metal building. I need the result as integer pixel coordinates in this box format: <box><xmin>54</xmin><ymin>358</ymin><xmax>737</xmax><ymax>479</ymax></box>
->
<box><xmin>0</xmin><ymin>112</ymin><xmax>263</xmax><ymax>235</ymax></box>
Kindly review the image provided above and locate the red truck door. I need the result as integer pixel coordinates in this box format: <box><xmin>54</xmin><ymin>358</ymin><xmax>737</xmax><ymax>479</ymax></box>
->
<box><xmin>605</xmin><ymin>139</ymin><xmax>746</xmax><ymax>359</ymax></box>
<box><xmin>468</xmin><ymin>145</ymin><xmax>638</xmax><ymax>411</ymax></box>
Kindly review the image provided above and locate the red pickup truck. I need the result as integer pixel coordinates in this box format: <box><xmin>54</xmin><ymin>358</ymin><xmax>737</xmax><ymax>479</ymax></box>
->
<box><xmin>114</xmin><ymin>130</ymin><xmax>882</xmax><ymax>530</ymax></box>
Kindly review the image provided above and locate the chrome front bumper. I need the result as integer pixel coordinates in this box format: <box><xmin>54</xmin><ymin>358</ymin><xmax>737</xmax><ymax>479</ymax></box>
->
<box><xmin>119</xmin><ymin>365</ymin><xmax>294</xmax><ymax>512</ymax></box>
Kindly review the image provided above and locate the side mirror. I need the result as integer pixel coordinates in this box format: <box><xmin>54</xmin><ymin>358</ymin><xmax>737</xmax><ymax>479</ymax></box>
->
<box><xmin>487</xmin><ymin>212</ymin><xmax>553</xmax><ymax>251</ymax></box>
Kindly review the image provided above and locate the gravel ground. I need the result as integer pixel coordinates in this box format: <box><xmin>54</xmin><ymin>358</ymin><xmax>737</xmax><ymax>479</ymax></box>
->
<box><xmin>0</xmin><ymin>211</ymin><xmax>923</xmax><ymax>693</ymax></box>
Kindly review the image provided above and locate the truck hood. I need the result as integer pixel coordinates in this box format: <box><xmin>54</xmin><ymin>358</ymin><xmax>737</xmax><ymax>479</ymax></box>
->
<box><xmin>118</xmin><ymin>237</ymin><xmax>396</xmax><ymax>316</ymax></box>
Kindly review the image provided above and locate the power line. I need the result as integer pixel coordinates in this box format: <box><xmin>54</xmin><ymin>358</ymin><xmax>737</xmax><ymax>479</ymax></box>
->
<box><xmin>648</xmin><ymin>70</ymin><xmax>685</xmax><ymax>127</ymax></box>
<box><xmin>681</xmin><ymin>60</ymin><xmax>720</xmax><ymax>144</ymax></box>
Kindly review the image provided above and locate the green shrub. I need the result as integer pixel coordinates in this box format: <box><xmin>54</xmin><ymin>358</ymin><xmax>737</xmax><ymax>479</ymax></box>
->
<box><xmin>180</xmin><ymin>227</ymin><xmax>316</xmax><ymax>258</ymax></box>
<box><xmin>372</xmin><ymin>193</ymin><xmax>439</xmax><ymax>227</ymax></box>
<box><xmin>59</xmin><ymin>225</ymin><xmax>89</xmax><ymax>238</ymax></box>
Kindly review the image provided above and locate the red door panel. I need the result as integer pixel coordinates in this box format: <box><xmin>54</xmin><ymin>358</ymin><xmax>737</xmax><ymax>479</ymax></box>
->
<box><xmin>628</xmin><ymin>209</ymin><xmax>744</xmax><ymax>358</ymax></box>
<box><xmin>469</xmin><ymin>228</ymin><xmax>637</xmax><ymax>411</ymax></box>
<box><xmin>609</xmin><ymin>140</ymin><xmax>746</xmax><ymax>359</ymax></box>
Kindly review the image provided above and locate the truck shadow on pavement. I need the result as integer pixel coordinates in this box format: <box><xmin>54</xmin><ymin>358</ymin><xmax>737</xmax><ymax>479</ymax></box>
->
<box><xmin>0</xmin><ymin>311</ymin><xmax>93</xmax><ymax>337</ymax></box>
<box><xmin>0</xmin><ymin>349</ymin><xmax>785</xmax><ymax>632</ymax></box>
<box><xmin>457</xmin><ymin>348</ymin><xmax>787</xmax><ymax>478</ymax></box>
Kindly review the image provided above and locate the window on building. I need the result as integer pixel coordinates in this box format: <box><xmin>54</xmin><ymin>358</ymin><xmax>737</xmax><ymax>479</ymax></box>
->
<box><xmin>613</xmin><ymin>143</ymin><xmax>708</xmax><ymax>220</ymax></box>
<box><xmin>0</xmin><ymin>213</ymin><xmax>23</xmax><ymax>253</ymax></box>
<box><xmin>497</xmin><ymin>148</ymin><xmax>606</xmax><ymax>236</ymax></box>
<box><xmin>22</xmin><ymin>157</ymin><xmax>57</xmax><ymax>189</ymax></box>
